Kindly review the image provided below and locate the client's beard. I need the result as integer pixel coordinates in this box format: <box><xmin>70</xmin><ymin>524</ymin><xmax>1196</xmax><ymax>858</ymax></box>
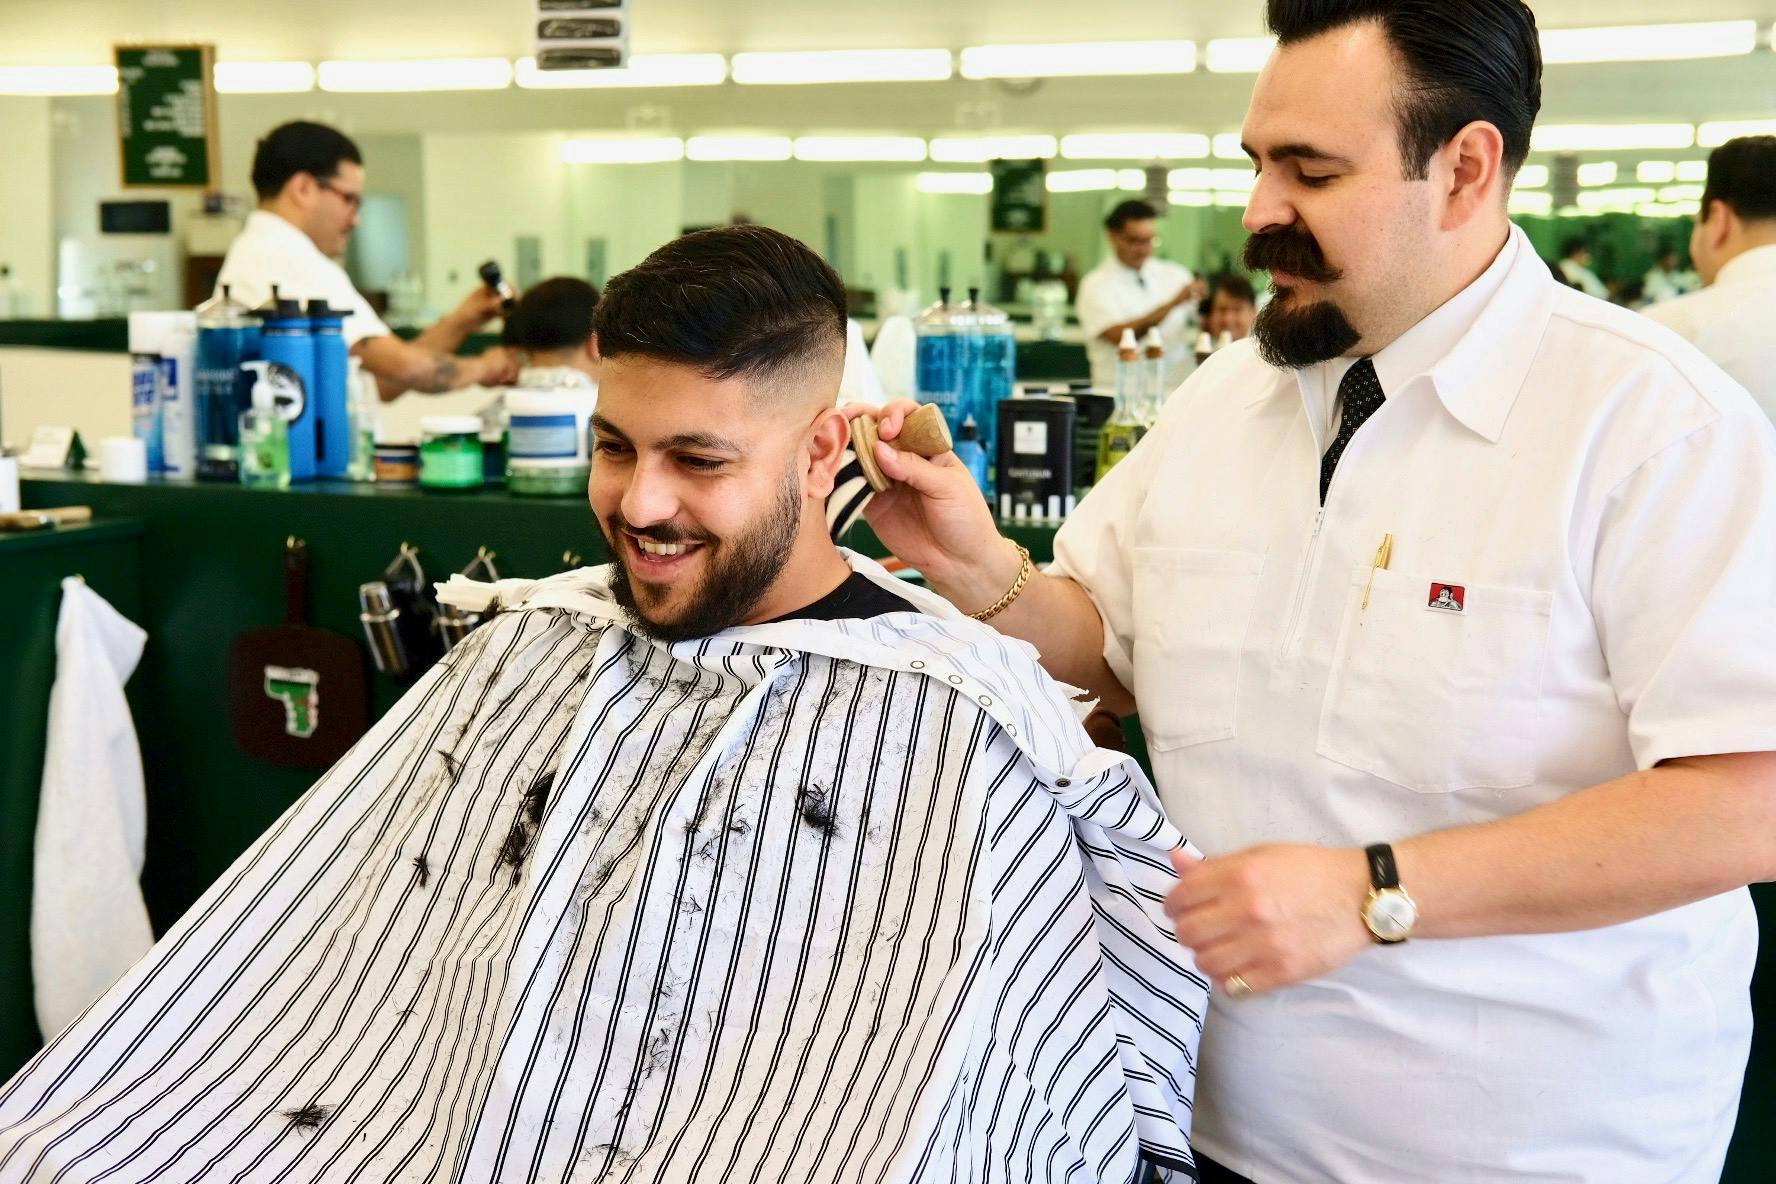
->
<box><xmin>605</xmin><ymin>464</ymin><xmax>804</xmax><ymax>643</ymax></box>
<box><xmin>1244</xmin><ymin>227</ymin><xmax>1362</xmax><ymax>369</ymax></box>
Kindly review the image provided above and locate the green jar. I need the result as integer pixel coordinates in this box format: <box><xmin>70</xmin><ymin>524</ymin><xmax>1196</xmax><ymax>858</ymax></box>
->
<box><xmin>419</xmin><ymin>415</ymin><xmax>484</xmax><ymax>489</ymax></box>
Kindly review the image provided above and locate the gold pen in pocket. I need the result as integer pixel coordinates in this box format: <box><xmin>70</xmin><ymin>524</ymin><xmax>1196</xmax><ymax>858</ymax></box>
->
<box><xmin>1363</xmin><ymin>533</ymin><xmax>1393</xmax><ymax>610</ymax></box>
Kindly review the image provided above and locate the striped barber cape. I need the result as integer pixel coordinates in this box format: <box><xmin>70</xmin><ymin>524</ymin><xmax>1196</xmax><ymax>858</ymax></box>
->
<box><xmin>0</xmin><ymin>555</ymin><xmax>1209</xmax><ymax>1183</ymax></box>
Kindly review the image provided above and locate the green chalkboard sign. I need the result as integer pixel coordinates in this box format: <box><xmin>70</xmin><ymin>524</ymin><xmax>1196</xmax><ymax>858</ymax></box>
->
<box><xmin>115</xmin><ymin>44</ymin><xmax>219</xmax><ymax>189</ymax></box>
<box><xmin>990</xmin><ymin>158</ymin><xmax>1047</xmax><ymax>234</ymax></box>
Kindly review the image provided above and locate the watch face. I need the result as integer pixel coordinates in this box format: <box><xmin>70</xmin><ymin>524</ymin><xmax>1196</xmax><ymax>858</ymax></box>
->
<box><xmin>1366</xmin><ymin>890</ymin><xmax>1418</xmax><ymax>942</ymax></box>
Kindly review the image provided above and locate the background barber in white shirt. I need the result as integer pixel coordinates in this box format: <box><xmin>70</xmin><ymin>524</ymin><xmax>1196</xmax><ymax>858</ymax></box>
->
<box><xmin>1073</xmin><ymin>200</ymin><xmax>1206</xmax><ymax>392</ymax></box>
<box><xmin>1644</xmin><ymin>135</ymin><xmax>1776</xmax><ymax>422</ymax></box>
<box><xmin>854</xmin><ymin>2</ymin><xmax>1776</xmax><ymax>1181</ymax></box>
<box><xmin>216</xmin><ymin>121</ymin><xmax>519</xmax><ymax>401</ymax></box>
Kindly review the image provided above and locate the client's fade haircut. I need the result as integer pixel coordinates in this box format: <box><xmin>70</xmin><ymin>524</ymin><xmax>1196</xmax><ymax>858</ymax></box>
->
<box><xmin>504</xmin><ymin>277</ymin><xmax>600</xmax><ymax>352</ymax></box>
<box><xmin>595</xmin><ymin>225</ymin><xmax>847</xmax><ymax>388</ymax></box>
<box><xmin>1267</xmin><ymin>0</ymin><xmax>1542</xmax><ymax>180</ymax></box>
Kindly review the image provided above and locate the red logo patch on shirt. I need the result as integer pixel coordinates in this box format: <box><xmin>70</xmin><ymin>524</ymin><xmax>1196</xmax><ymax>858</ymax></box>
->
<box><xmin>1427</xmin><ymin>583</ymin><xmax>1465</xmax><ymax>613</ymax></box>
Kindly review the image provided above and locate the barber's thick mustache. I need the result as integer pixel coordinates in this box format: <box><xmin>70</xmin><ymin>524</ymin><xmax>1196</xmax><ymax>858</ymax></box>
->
<box><xmin>1243</xmin><ymin>228</ymin><xmax>1343</xmax><ymax>285</ymax></box>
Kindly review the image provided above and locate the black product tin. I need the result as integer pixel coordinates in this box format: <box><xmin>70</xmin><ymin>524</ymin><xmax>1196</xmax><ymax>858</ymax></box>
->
<box><xmin>996</xmin><ymin>396</ymin><xmax>1076</xmax><ymax>522</ymax></box>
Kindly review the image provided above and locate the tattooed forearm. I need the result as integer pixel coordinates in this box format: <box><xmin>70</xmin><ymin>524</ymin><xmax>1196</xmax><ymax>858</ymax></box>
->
<box><xmin>420</xmin><ymin>356</ymin><xmax>460</xmax><ymax>393</ymax></box>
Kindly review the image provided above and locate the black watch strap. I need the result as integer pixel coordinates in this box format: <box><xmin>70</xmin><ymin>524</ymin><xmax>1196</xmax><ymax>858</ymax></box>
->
<box><xmin>1366</xmin><ymin>843</ymin><xmax>1401</xmax><ymax>891</ymax></box>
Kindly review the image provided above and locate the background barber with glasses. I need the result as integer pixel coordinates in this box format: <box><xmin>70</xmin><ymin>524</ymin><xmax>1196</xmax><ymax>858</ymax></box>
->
<box><xmin>216</xmin><ymin>120</ymin><xmax>518</xmax><ymax>399</ymax></box>
<box><xmin>1073</xmin><ymin>198</ymin><xmax>1206</xmax><ymax>394</ymax></box>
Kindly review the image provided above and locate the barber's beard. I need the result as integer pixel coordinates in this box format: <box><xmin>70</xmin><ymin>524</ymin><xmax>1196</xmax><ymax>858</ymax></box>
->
<box><xmin>1251</xmin><ymin>293</ymin><xmax>1362</xmax><ymax>369</ymax></box>
<box><xmin>1244</xmin><ymin>226</ymin><xmax>1362</xmax><ymax>369</ymax></box>
<box><xmin>605</xmin><ymin>464</ymin><xmax>804</xmax><ymax>643</ymax></box>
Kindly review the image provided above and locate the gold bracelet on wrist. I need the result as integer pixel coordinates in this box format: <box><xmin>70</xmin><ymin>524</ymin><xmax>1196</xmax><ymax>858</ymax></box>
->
<box><xmin>968</xmin><ymin>543</ymin><xmax>1033</xmax><ymax>623</ymax></box>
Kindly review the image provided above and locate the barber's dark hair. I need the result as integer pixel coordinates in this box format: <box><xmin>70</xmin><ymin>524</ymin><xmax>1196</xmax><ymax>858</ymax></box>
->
<box><xmin>1703</xmin><ymin>136</ymin><xmax>1776</xmax><ymax>223</ymax></box>
<box><xmin>1210</xmin><ymin>273</ymin><xmax>1258</xmax><ymax>306</ymax></box>
<box><xmin>1559</xmin><ymin>236</ymin><xmax>1588</xmax><ymax>259</ymax></box>
<box><xmin>505</xmin><ymin>277</ymin><xmax>600</xmax><ymax>352</ymax></box>
<box><xmin>1104</xmin><ymin>200</ymin><xmax>1160</xmax><ymax>232</ymax></box>
<box><xmin>1266</xmin><ymin>0</ymin><xmax>1541</xmax><ymax>180</ymax></box>
<box><xmin>250</xmin><ymin>121</ymin><xmax>363</xmax><ymax>201</ymax></box>
<box><xmin>595</xmin><ymin>225</ymin><xmax>846</xmax><ymax>385</ymax></box>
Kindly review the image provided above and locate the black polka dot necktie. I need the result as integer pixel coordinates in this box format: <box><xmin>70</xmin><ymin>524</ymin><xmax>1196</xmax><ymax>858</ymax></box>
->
<box><xmin>1320</xmin><ymin>358</ymin><xmax>1384</xmax><ymax>504</ymax></box>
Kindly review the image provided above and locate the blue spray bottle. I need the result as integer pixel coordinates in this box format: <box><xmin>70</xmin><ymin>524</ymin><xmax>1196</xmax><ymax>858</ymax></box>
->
<box><xmin>259</xmin><ymin>297</ymin><xmax>317</xmax><ymax>480</ymax></box>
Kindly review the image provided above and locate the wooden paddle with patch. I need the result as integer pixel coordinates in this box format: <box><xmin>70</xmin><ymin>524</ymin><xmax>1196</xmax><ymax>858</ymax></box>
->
<box><xmin>227</xmin><ymin>537</ymin><xmax>369</xmax><ymax>769</ymax></box>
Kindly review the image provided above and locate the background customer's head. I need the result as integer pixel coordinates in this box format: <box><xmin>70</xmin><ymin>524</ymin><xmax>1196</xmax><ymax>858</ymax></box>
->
<box><xmin>505</xmin><ymin>277</ymin><xmax>601</xmax><ymax>377</ymax></box>
<box><xmin>1692</xmin><ymin>136</ymin><xmax>1776</xmax><ymax>285</ymax></box>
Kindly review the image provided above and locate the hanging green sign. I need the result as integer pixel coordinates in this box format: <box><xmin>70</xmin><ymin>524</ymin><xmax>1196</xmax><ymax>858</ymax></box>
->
<box><xmin>990</xmin><ymin>158</ymin><xmax>1048</xmax><ymax>234</ymax></box>
<box><xmin>115</xmin><ymin>44</ymin><xmax>219</xmax><ymax>189</ymax></box>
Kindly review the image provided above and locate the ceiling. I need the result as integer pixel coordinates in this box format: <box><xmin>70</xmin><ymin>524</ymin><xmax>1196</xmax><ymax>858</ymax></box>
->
<box><xmin>6</xmin><ymin>0</ymin><xmax>1776</xmax><ymax>61</ymax></box>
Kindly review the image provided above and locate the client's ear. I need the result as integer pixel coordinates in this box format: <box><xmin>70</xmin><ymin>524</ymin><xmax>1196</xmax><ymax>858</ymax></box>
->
<box><xmin>802</xmin><ymin>406</ymin><xmax>851</xmax><ymax>500</ymax></box>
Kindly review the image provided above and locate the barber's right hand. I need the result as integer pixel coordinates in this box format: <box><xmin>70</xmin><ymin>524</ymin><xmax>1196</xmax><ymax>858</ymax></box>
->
<box><xmin>844</xmin><ymin>399</ymin><xmax>1011</xmax><ymax>602</ymax></box>
<box><xmin>450</xmin><ymin>284</ymin><xmax>511</xmax><ymax>331</ymax></box>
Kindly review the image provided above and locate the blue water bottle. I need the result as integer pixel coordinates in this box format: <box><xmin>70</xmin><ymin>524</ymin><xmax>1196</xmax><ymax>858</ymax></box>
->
<box><xmin>307</xmin><ymin>299</ymin><xmax>352</xmax><ymax>478</ymax></box>
<box><xmin>260</xmin><ymin>297</ymin><xmax>318</xmax><ymax>481</ymax></box>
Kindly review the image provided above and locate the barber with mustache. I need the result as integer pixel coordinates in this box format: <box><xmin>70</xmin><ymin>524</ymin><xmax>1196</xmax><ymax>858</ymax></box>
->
<box><xmin>854</xmin><ymin>2</ymin><xmax>1776</xmax><ymax>1181</ymax></box>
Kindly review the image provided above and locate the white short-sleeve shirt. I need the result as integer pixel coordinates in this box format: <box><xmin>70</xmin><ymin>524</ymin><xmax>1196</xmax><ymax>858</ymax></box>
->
<box><xmin>215</xmin><ymin>210</ymin><xmax>391</xmax><ymax>348</ymax></box>
<box><xmin>1051</xmin><ymin>223</ymin><xmax>1776</xmax><ymax>1183</ymax></box>
<box><xmin>1644</xmin><ymin>243</ymin><xmax>1776</xmax><ymax>424</ymax></box>
<box><xmin>1074</xmin><ymin>255</ymin><xmax>1196</xmax><ymax>393</ymax></box>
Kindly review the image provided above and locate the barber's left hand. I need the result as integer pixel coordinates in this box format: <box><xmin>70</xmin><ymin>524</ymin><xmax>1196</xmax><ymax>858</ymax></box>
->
<box><xmin>1165</xmin><ymin>845</ymin><xmax>1373</xmax><ymax>996</ymax></box>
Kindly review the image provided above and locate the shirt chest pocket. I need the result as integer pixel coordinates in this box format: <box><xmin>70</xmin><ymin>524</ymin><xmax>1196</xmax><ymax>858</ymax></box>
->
<box><xmin>1130</xmin><ymin>547</ymin><xmax>1264</xmax><ymax>752</ymax></box>
<box><xmin>1317</xmin><ymin>567</ymin><xmax>1553</xmax><ymax>793</ymax></box>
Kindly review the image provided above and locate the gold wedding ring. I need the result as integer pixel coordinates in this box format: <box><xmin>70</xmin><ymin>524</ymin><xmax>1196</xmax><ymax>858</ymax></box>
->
<box><xmin>1225</xmin><ymin>973</ymin><xmax>1253</xmax><ymax>999</ymax></box>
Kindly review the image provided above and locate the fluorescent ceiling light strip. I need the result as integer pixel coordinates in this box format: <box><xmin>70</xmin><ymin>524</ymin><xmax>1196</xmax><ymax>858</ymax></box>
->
<box><xmin>792</xmin><ymin>136</ymin><xmax>927</xmax><ymax>162</ymax></box>
<box><xmin>0</xmin><ymin>65</ymin><xmax>117</xmax><ymax>95</ymax></box>
<box><xmin>958</xmin><ymin>40</ymin><xmax>1196</xmax><ymax>79</ymax></box>
<box><xmin>1530</xmin><ymin>124</ymin><xmax>1694</xmax><ymax>151</ymax></box>
<box><xmin>516</xmin><ymin>54</ymin><xmax>725</xmax><ymax>89</ymax></box>
<box><xmin>929</xmin><ymin>135</ymin><xmax>1057</xmax><ymax>163</ymax></box>
<box><xmin>318</xmin><ymin>57</ymin><xmax>512</xmax><ymax>92</ymax></box>
<box><xmin>1634</xmin><ymin>161</ymin><xmax>1676</xmax><ymax>184</ymax></box>
<box><xmin>560</xmin><ymin>137</ymin><xmax>685</xmax><ymax>164</ymax></box>
<box><xmin>1205</xmin><ymin>37</ymin><xmax>1275</xmax><ymax>73</ymax></box>
<box><xmin>1213</xmin><ymin>191</ymin><xmax>1250</xmax><ymax>207</ymax></box>
<box><xmin>1576</xmin><ymin>187</ymin><xmax>1657</xmax><ymax>211</ymax></box>
<box><xmin>214</xmin><ymin>62</ymin><xmax>315</xmax><ymax>94</ymax></box>
<box><xmin>1658</xmin><ymin>184</ymin><xmax>1705</xmax><ymax>202</ymax></box>
<box><xmin>1576</xmin><ymin>161</ymin><xmax>1618</xmax><ymax>187</ymax></box>
<box><xmin>1213</xmin><ymin>133</ymin><xmax>1248</xmax><ymax>160</ymax></box>
<box><xmin>730</xmin><ymin>49</ymin><xmax>951</xmax><ymax>85</ymax></box>
<box><xmin>1168</xmin><ymin>191</ymin><xmax>1214</xmax><ymax>207</ymax></box>
<box><xmin>1508</xmin><ymin>191</ymin><xmax>1554</xmax><ymax>216</ymax></box>
<box><xmin>1046</xmin><ymin>169</ymin><xmax>1118</xmax><ymax>192</ymax></box>
<box><xmin>1061</xmin><ymin>133</ymin><xmax>1209</xmax><ymax>160</ymax></box>
<box><xmin>1641</xmin><ymin>200</ymin><xmax>1697</xmax><ymax>219</ymax></box>
<box><xmin>1514</xmin><ymin>164</ymin><xmax>1550</xmax><ymax>188</ymax></box>
<box><xmin>1698</xmin><ymin>119</ymin><xmax>1776</xmax><ymax>147</ymax></box>
<box><xmin>915</xmin><ymin>172</ymin><xmax>993</xmax><ymax>194</ymax></box>
<box><xmin>685</xmin><ymin>135</ymin><xmax>792</xmax><ymax>161</ymax></box>
<box><xmin>1539</xmin><ymin>21</ymin><xmax>1757</xmax><ymax>64</ymax></box>
<box><xmin>1119</xmin><ymin>169</ymin><xmax>1148</xmax><ymax>191</ymax></box>
<box><xmin>1676</xmin><ymin>160</ymin><xmax>1708</xmax><ymax>182</ymax></box>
